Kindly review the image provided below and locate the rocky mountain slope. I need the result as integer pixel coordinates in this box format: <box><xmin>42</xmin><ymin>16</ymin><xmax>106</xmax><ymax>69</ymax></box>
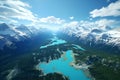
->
<box><xmin>58</xmin><ymin>25</ymin><xmax>120</xmax><ymax>54</ymax></box>
<box><xmin>0</xmin><ymin>23</ymin><xmax>52</xmax><ymax>52</ymax></box>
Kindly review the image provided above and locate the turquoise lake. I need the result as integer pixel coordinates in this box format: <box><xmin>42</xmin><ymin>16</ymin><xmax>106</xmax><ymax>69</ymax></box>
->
<box><xmin>39</xmin><ymin>36</ymin><xmax>90</xmax><ymax>80</ymax></box>
<box><xmin>40</xmin><ymin>36</ymin><xmax>66</xmax><ymax>49</ymax></box>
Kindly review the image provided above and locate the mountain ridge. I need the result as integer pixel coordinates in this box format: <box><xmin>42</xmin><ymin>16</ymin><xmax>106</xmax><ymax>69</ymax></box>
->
<box><xmin>57</xmin><ymin>25</ymin><xmax>120</xmax><ymax>54</ymax></box>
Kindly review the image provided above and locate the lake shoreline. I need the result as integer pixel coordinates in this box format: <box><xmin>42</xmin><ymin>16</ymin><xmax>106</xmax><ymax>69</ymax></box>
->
<box><xmin>70</xmin><ymin>62</ymin><xmax>94</xmax><ymax>80</ymax></box>
<box><xmin>70</xmin><ymin>52</ymin><xmax>95</xmax><ymax>80</ymax></box>
<box><xmin>35</xmin><ymin>50</ymin><xmax>91</xmax><ymax>80</ymax></box>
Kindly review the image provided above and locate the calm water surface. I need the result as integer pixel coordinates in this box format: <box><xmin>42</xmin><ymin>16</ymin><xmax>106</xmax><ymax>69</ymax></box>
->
<box><xmin>39</xmin><ymin>36</ymin><xmax>90</xmax><ymax>80</ymax></box>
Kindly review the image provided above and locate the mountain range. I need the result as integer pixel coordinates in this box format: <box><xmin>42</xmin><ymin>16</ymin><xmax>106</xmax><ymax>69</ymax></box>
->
<box><xmin>0</xmin><ymin>23</ymin><xmax>120</xmax><ymax>54</ymax></box>
<box><xmin>58</xmin><ymin>24</ymin><xmax>120</xmax><ymax>54</ymax></box>
<box><xmin>0</xmin><ymin>23</ymin><xmax>52</xmax><ymax>52</ymax></box>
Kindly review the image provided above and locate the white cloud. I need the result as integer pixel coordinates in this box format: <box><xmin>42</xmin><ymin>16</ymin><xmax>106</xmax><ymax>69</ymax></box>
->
<box><xmin>95</xmin><ymin>19</ymin><xmax>118</xmax><ymax>30</ymax></box>
<box><xmin>80</xmin><ymin>20</ymin><xmax>95</xmax><ymax>28</ymax></box>
<box><xmin>114</xmin><ymin>27</ymin><xmax>120</xmax><ymax>31</ymax></box>
<box><xmin>95</xmin><ymin>19</ymin><xmax>116</xmax><ymax>27</ymax></box>
<box><xmin>0</xmin><ymin>15</ymin><xmax>9</xmax><ymax>21</ymax></box>
<box><xmin>0</xmin><ymin>0</ymin><xmax>65</xmax><ymax>29</ymax></box>
<box><xmin>62</xmin><ymin>19</ymin><xmax>117</xmax><ymax>31</ymax></box>
<box><xmin>39</xmin><ymin>16</ymin><xmax>65</xmax><ymax>24</ymax></box>
<box><xmin>70</xmin><ymin>19</ymin><xmax>118</xmax><ymax>31</ymax></box>
<box><xmin>69</xmin><ymin>16</ymin><xmax>74</xmax><ymax>20</ymax></box>
<box><xmin>0</xmin><ymin>15</ymin><xmax>18</xmax><ymax>24</ymax></box>
<box><xmin>80</xmin><ymin>19</ymin><xmax>117</xmax><ymax>27</ymax></box>
<box><xmin>28</xmin><ymin>16</ymin><xmax>65</xmax><ymax>31</ymax></box>
<box><xmin>90</xmin><ymin>0</ymin><xmax>120</xmax><ymax>18</ymax></box>
<box><xmin>63</xmin><ymin>21</ymin><xmax>79</xmax><ymax>27</ymax></box>
<box><xmin>0</xmin><ymin>0</ymin><xmax>37</xmax><ymax>22</ymax></box>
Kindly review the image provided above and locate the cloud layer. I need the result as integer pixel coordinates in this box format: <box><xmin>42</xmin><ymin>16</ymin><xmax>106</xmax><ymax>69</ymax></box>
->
<box><xmin>90</xmin><ymin>0</ymin><xmax>120</xmax><ymax>18</ymax></box>
<box><xmin>0</xmin><ymin>0</ymin><xmax>65</xmax><ymax>28</ymax></box>
<box><xmin>0</xmin><ymin>0</ymin><xmax>37</xmax><ymax>23</ymax></box>
<box><xmin>0</xmin><ymin>0</ymin><xmax>119</xmax><ymax>31</ymax></box>
<box><xmin>69</xmin><ymin>16</ymin><xmax>74</xmax><ymax>20</ymax></box>
<box><xmin>39</xmin><ymin>16</ymin><xmax>65</xmax><ymax>24</ymax></box>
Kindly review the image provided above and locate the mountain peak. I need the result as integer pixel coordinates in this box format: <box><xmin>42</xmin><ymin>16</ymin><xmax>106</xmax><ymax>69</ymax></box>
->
<box><xmin>91</xmin><ymin>29</ymin><xmax>103</xmax><ymax>33</ymax></box>
<box><xmin>0</xmin><ymin>23</ymin><xmax>9</xmax><ymax>31</ymax></box>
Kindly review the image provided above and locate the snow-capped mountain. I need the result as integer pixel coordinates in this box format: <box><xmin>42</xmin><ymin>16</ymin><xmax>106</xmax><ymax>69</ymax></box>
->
<box><xmin>0</xmin><ymin>23</ymin><xmax>33</xmax><ymax>50</ymax></box>
<box><xmin>59</xmin><ymin>25</ymin><xmax>120</xmax><ymax>54</ymax></box>
<box><xmin>15</xmin><ymin>24</ymin><xmax>32</xmax><ymax>37</ymax></box>
<box><xmin>0</xmin><ymin>23</ymin><xmax>53</xmax><ymax>51</ymax></box>
<box><xmin>0</xmin><ymin>23</ymin><xmax>9</xmax><ymax>31</ymax></box>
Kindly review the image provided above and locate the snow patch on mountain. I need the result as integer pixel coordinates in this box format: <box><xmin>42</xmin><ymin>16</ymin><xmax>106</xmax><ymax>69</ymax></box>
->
<box><xmin>61</xmin><ymin>24</ymin><xmax>120</xmax><ymax>50</ymax></box>
<box><xmin>0</xmin><ymin>23</ymin><xmax>34</xmax><ymax>50</ymax></box>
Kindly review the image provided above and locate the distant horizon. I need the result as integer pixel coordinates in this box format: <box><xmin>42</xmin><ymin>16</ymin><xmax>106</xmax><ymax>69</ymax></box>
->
<box><xmin>0</xmin><ymin>0</ymin><xmax>120</xmax><ymax>31</ymax></box>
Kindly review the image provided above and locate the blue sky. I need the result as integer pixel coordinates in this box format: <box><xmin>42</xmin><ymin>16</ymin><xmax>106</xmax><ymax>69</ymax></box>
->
<box><xmin>0</xmin><ymin>0</ymin><xmax>120</xmax><ymax>30</ymax></box>
<box><xmin>22</xmin><ymin>0</ymin><xmax>117</xmax><ymax>20</ymax></box>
